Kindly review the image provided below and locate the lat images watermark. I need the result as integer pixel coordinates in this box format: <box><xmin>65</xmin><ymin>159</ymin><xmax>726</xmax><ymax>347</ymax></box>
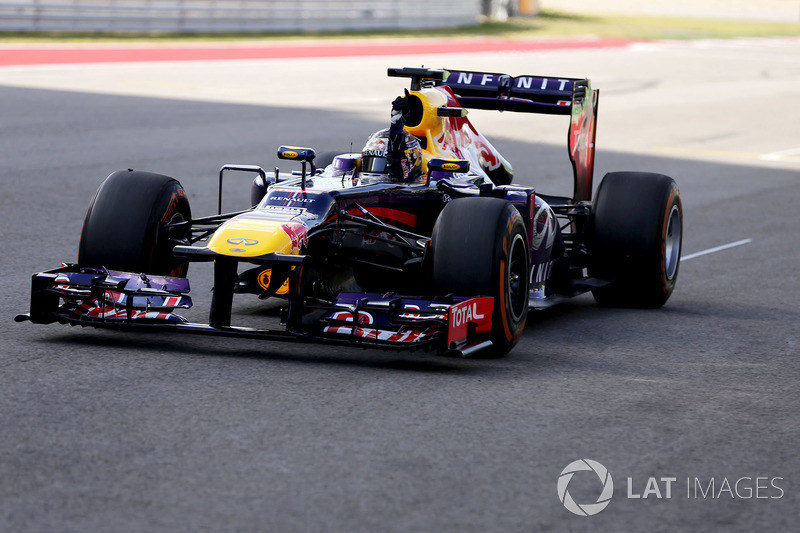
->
<box><xmin>557</xmin><ymin>460</ymin><xmax>786</xmax><ymax>517</ymax></box>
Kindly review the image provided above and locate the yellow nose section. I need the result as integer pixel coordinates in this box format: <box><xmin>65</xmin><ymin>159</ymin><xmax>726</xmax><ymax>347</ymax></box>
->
<box><xmin>207</xmin><ymin>217</ymin><xmax>306</xmax><ymax>257</ymax></box>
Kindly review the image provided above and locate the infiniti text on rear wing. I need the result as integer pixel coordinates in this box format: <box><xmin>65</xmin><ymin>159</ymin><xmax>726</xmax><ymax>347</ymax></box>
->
<box><xmin>439</xmin><ymin>69</ymin><xmax>580</xmax><ymax>115</ymax></box>
<box><xmin>439</xmin><ymin>69</ymin><xmax>599</xmax><ymax>202</ymax></box>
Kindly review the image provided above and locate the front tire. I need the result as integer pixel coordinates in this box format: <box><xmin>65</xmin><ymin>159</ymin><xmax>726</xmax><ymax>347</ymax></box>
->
<box><xmin>431</xmin><ymin>197</ymin><xmax>529</xmax><ymax>356</ymax></box>
<box><xmin>78</xmin><ymin>170</ymin><xmax>192</xmax><ymax>277</ymax></box>
<box><xmin>590</xmin><ymin>171</ymin><xmax>682</xmax><ymax>308</ymax></box>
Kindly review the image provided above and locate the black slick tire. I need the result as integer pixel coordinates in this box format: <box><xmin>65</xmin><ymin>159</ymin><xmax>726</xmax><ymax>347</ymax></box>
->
<box><xmin>590</xmin><ymin>171</ymin><xmax>682</xmax><ymax>308</ymax></box>
<box><xmin>431</xmin><ymin>197</ymin><xmax>529</xmax><ymax>356</ymax></box>
<box><xmin>78</xmin><ymin>170</ymin><xmax>192</xmax><ymax>277</ymax></box>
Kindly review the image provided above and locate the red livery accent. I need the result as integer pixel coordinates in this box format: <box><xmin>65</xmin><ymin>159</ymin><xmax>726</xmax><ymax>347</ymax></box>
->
<box><xmin>322</xmin><ymin>310</ymin><xmax>434</xmax><ymax>342</ymax></box>
<box><xmin>346</xmin><ymin>206</ymin><xmax>417</xmax><ymax>228</ymax></box>
<box><xmin>281</xmin><ymin>222</ymin><xmax>309</xmax><ymax>253</ymax></box>
<box><xmin>447</xmin><ymin>297</ymin><xmax>494</xmax><ymax>346</ymax></box>
<box><xmin>71</xmin><ymin>299</ymin><xmax>175</xmax><ymax>321</ymax></box>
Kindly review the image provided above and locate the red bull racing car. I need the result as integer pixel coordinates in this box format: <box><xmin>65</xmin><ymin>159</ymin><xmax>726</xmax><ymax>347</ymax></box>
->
<box><xmin>16</xmin><ymin>67</ymin><xmax>683</xmax><ymax>357</ymax></box>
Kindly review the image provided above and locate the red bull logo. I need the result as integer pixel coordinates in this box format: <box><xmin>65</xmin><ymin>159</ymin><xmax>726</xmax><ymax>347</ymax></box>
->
<box><xmin>281</xmin><ymin>222</ymin><xmax>308</xmax><ymax>254</ymax></box>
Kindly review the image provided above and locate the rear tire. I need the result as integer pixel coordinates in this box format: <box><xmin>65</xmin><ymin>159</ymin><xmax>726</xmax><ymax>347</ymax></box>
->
<box><xmin>78</xmin><ymin>170</ymin><xmax>192</xmax><ymax>277</ymax></box>
<box><xmin>590</xmin><ymin>171</ymin><xmax>682</xmax><ymax>308</ymax></box>
<box><xmin>431</xmin><ymin>197</ymin><xmax>529</xmax><ymax>356</ymax></box>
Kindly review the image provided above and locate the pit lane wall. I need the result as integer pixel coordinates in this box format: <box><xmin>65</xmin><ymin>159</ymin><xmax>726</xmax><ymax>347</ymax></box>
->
<box><xmin>0</xmin><ymin>0</ymin><xmax>481</xmax><ymax>33</ymax></box>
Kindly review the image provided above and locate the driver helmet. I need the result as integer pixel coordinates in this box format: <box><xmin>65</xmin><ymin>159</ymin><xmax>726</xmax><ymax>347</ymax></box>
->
<box><xmin>361</xmin><ymin>128</ymin><xmax>423</xmax><ymax>182</ymax></box>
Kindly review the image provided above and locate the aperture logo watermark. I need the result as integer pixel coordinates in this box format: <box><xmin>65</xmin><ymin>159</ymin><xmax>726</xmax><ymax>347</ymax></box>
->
<box><xmin>557</xmin><ymin>459</ymin><xmax>614</xmax><ymax>516</ymax></box>
<box><xmin>558</xmin><ymin>459</ymin><xmax>786</xmax><ymax>517</ymax></box>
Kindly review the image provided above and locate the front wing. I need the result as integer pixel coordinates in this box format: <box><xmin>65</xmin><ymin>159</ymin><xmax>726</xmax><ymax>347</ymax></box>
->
<box><xmin>15</xmin><ymin>264</ymin><xmax>495</xmax><ymax>357</ymax></box>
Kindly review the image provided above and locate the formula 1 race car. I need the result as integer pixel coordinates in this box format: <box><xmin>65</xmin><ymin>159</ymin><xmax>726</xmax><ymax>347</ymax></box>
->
<box><xmin>16</xmin><ymin>67</ymin><xmax>682</xmax><ymax>357</ymax></box>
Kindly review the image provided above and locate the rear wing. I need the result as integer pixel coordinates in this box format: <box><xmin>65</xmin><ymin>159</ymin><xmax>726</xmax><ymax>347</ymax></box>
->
<box><xmin>439</xmin><ymin>69</ymin><xmax>578</xmax><ymax>115</ymax></box>
<box><xmin>438</xmin><ymin>69</ymin><xmax>599</xmax><ymax>203</ymax></box>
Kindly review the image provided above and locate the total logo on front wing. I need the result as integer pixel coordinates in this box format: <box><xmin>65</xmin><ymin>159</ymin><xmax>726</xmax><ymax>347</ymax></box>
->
<box><xmin>447</xmin><ymin>297</ymin><xmax>493</xmax><ymax>346</ymax></box>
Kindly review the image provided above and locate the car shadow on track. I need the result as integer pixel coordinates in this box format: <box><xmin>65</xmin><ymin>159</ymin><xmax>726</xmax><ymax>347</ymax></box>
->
<box><xmin>34</xmin><ymin>331</ymin><xmax>490</xmax><ymax>374</ymax></box>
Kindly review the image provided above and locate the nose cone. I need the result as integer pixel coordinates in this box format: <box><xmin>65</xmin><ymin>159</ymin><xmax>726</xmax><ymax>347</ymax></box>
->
<box><xmin>207</xmin><ymin>215</ymin><xmax>306</xmax><ymax>257</ymax></box>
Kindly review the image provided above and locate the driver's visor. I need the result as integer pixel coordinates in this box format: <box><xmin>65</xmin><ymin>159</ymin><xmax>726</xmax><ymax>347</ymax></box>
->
<box><xmin>361</xmin><ymin>156</ymin><xmax>388</xmax><ymax>174</ymax></box>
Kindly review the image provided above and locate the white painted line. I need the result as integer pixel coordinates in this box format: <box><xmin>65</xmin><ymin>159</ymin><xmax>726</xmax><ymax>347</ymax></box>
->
<box><xmin>760</xmin><ymin>147</ymin><xmax>800</xmax><ymax>162</ymax></box>
<box><xmin>652</xmin><ymin>146</ymin><xmax>800</xmax><ymax>163</ymax></box>
<box><xmin>681</xmin><ymin>239</ymin><xmax>752</xmax><ymax>261</ymax></box>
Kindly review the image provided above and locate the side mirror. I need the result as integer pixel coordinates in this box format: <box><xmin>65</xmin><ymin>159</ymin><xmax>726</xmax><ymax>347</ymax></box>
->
<box><xmin>277</xmin><ymin>146</ymin><xmax>316</xmax><ymax>190</ymax></box>
<box><xmin>277</xmin><ymin>146</ymin><xmax>316</xmax><ymax>162</ymax></box>
<box><xmin>428</xmin><ymin>158</ymin><xmax>470</xmax><ymax>174</ymax></box>
<box><xmin>427</xmin><ymin>158</ymin><xmax>469</xmax><ymax>186</ymax></box>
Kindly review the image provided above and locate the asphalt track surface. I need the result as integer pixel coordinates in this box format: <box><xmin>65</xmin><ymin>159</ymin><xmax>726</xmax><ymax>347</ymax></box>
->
<box><xmin>2</xmin><ymin>37</ymin><xmax>799</xmax><ymax>532</ymax></box>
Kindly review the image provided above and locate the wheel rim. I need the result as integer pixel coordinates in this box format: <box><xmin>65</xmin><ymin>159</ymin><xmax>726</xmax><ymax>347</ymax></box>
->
<box><xmin>507</xmin><ymin>233</ymin><xmax>528</xmax><ymax>322</ymax></box>
<box><xmin>664</xmin><ymin>204</ymin><xmax>681</xmax><ymax>280</ymax></box>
